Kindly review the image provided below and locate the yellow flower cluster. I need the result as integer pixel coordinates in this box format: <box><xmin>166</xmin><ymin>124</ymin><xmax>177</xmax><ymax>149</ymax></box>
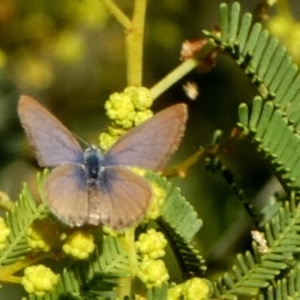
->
<box><xmin>129</xmin><ymin>169</ymin><xmax>167</xmax><ymax>223</ymax></box>
<box><xmin>99</xmin><ymin>87</ymin><xmax>153</xmax><ymax>151</ymax></box>
<box><xmin>26</xmin><ymin>220</ymin><xmax>63</xmax><ymax>252</ymax></box>
<box><xmin>136</xmin><ymin>229</ymin><xmax>167</xmax><ymax>259</ymax></box>
<box><xmin>23</xmin><ymin>226</ymin><xmax>95</xmax><ymax>295</ymax></box>
<box><xmin>27</xmin><ymin>226</ymin><xmax>51</xmax><ymax>252</ymax></box>
<box><xmin>0</xmin><ymin>217</ymin><xmax>10</xmax><ymax>250</ymax></box>
<box><xmin>137</xmin><ymin>258</ymin><xmax>169</xmax><ymax>289</ymax></box>
<box><xmin>167</xmin><ymin>278</ymin><xmax>212</xmax><ymax>300</ymax></box>
<box><xmin>21</xmin><ymin>265</ymin><xmax>59</xmax><ymax>297</ymax></box>
<box><xmin>136</xmin><ymin>229</ymin><xmax>169</xmax><ymax>288</ymax></box>
<box><xmin>144</xmin><ymin>181</ymin><xmax>167</xmax><ymax>221</ymax></box>
<box><xmin>26</xmin><ymin>221</ymin><xmax>95</xmax><ymax>260</ymax></box>
<box><xmin>62</xmin><ymin>230</ymin><xmax>95</xmax><ymax>260</ymax></box>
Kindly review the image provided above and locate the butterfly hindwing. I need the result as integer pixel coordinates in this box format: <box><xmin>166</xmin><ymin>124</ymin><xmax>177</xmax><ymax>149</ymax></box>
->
<box><xmin>46</xmin><ymin>164</ymin><xmax>89</xmax><ymax>226</ymax></box>
<box><xmin>87</xmin><ymin>166</ymin><xmax>152</xmax><ymax>228</ymax></box>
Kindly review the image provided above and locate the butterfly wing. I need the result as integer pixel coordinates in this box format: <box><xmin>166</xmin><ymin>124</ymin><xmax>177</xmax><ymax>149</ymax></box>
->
<box><xmin>87</xmin><ymin>166</ymin><xmax>152</xmax><ymax>229</ymax></box>
<box><xmin>45</xmin><ymin>164</ymin><xmax>89</xmax><ymax>226</ymax></box>
<box><xmin>18</xmin><ymin>95</ymin><xmax>83</xmax><ymax>167</ymax></box>
<box><xmin>105</xmin><ymin>104</ymin><xmax>187</xmax><ymax>171</ymax></box>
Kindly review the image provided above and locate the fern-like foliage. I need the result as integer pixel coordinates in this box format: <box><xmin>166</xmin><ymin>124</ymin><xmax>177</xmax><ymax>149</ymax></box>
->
<box><xmin>27</xmin><ymin>265</ymin><xmax>122</xmax><ymax>300</ymax></box>
<box><xmin>238</xmin><ymin>96</ymin><xmax>300</xmax><ymax>190</ymax></box>
<box><xmin>258</xmin><ymin>262</ymin><xmax>300</xmax><ymax>299</ymax></box>
<box><xmin>203</xmin><ymin>2</ymin><xmax>300</xmax><ymax>191</ymax></box>
<box><xmin>202</xmin><ymin>2</ymin><xmax>300</xmax><ymax>299</ymax></box>
<box><xmin>22</xmin><ymin>218</ymin><xmax>131</xmax><ymax>299</ymax></box>
<box><xmin>145</xmin><ymin>172</ymin><xmax>202</xmax><ymax>241</ymax></box>
<box><xmin>145</xmin><ymin>172</ymin><xmax>206</xmax><ymax>276</ymax></box>
<box><xmin>214</xmin><ymin>194</ymin><xmax>300</xmax><ymax>299</ymax></box>
<box><xmin>0</xmin><ymin>168</ymin><xmax>203</xmax><ymax>298</ymax></box>
<box><xmin>204</xmin><ymin>2</ymin><xmax>300</xmax><ymax>117</ymax></box>
<box><xmin>204</xmin><ymin>3</ymin><xmax>300</xmax><ymax>115</ymax></box>
<box><xmin>0</xmin><ymin>171</ymin><xmax>49</xmax><ymax>266</ymax></box>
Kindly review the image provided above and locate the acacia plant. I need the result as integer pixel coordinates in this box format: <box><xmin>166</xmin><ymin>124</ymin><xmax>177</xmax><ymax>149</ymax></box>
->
<box><xmin>1</xmin><ymin>1</ymin><xmax>300</xmax><ymax>299</ymax></box>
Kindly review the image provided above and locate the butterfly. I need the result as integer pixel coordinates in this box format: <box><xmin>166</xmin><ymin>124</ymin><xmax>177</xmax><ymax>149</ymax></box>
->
<box><xmin>18</xmin><ymin>95</ymin><xmax>187</xmax><ymax>229</ymax></box>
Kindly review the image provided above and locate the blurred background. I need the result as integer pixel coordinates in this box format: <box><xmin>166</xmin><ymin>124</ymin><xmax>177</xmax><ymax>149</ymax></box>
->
<box><xmin>0</xmin><ymin>0</ymin><xmax>298</xmax><ymax>297</ymax></box>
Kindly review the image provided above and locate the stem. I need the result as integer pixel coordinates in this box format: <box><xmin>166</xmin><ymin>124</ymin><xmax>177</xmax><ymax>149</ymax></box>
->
<box><xmin>0</xmin><ymin>252</ymin><xmax>53</xmax><ymax>283</ymax></box>
<box><xmin>162</xmin><ymin>147</ymin><xmax>205</xmax><ymax>178</ymax></box>
<box><xmin>117</xmin><ymin>277</ymin><xmax>132</xmax><ymax>299</ymax></box>
<box><xmin>150</xmin><ymin>58</ymin><xmax>199</xmax><ymax>100</ymax></box>
<box><xmin>125</xmin><ymin>0</ymin><xmax>147</xmax><ymax>86</ymax></box>
<box><xmin>100</xmin><ymin>0</ymin><xmax>131</xmax><ymax>29</ymax></box>
<box><xmin>121</xmin><ymin>228</ymin><xmax>139</xmax><ymax>276</ymax></box>
<box><xmin>150</xmin><ymin>39</ymin><xmax>217</xmax><ymax>100</ymax></box>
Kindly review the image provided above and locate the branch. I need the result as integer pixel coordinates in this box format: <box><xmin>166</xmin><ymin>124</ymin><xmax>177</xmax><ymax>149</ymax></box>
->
<box><xmin>125</xmin><ymin>0</ymin><xmax>147</xmax><ymax>86</ymax></box>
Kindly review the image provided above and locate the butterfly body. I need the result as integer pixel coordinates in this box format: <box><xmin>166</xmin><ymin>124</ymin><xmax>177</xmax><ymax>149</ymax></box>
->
<box><xmin>83</xmin><ymin>145</ymin><xmax>105</xmax><ymax>183</ymax></box>
<box><xmin>18</xmin><ymin>96</ymin><xmax>187</xmax><ymax>229</ymax></box>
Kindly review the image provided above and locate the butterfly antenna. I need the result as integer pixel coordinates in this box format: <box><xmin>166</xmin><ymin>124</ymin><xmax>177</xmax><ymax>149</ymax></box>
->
<box><xmin>74</xmin><ymin>133</ymin><xmax>89</xmax><ymax>147</ymax></box>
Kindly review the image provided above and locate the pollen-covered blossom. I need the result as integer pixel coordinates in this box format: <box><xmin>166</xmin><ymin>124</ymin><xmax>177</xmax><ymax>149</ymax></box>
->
<box><xmin>133</xmin><ymin>109</ymin><xmax>153</xmax><ymax>126</ymax></box>
<box><xmin>136</xmin><ymin>229</ymin><xmax>167</xmax><ymax>259</ymax></box>
<box><xmin>27</xmin><ymin>220</ymin><xmax>62</xmax><ymax>252</ymax></box>
<box><xmin>167</xmin><ymin>278</ymin><xmax>212</xmax><ymax>300</ymax></box>
<box><xmin>27</xmin><ymin>226</ymin><xmax>51</xmax><ymax>252</ymax></box>
<box><xmin>105</xmin><ymin>92</ymin><xmax>135</xmax><ymax>128</ymax></box>
<box><xmin>99</xmin><ymin>125</ymin><xmax>127</xmax><ymax>151</ymax></box>
<box><xmin>21</xmin><ymin>265</ymin><xmax>59</xmax><ymax>296</ymax></box>
<box><xmin>124</xmin><ymin>86</ymin><xmax>153</xmax><ymax>110</ymax></box>
<box><xmin>129</xmin><ymin>169</ymin><xmax>166</xmax><ymax>223</ymax></box>
<box><xmin>0</xmin><ymin>217</ymin><xmax>10</xmax><ymax>250</ymax></box>
<box><xmin>167</xmin><ymin>284</ymin><xmax>184</xmax><ymax>300</ymax></box>
<box><xmin>183</xmin><ymin>277</ymin><xmax>212</xmax><ymax>300</ymax></box>
<box><xmin>137</xmin><ymin>258</ymin><xmax>169</xmax><ymax>288</ymax></box>
<box><xmin>99</xmin><ymin>87</ymin><xmax>154</xmax><ymax>150</ymax></box>
<box><xmin>144</xmin><ymin>181</ymin><xmax>166</xmax><ymax>221</ymax></box>
<box><xmin>62</xmin><ymin>230</ymin><xmax>95</xmax><ymax>259</ymax></box>
<box><xmin>99</xmin><ymin>131</ymin><xmax>119</xmax><ymax>151</ymax></box>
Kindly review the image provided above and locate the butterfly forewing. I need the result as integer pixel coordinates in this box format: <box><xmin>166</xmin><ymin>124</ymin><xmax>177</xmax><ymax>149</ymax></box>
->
<box><xmin>105</xmin><ymin>104</ymin><xmax>187</xmax><ymax>171</ymax></box>
<box><xmin>18</xmin><ymin>96</ymin><xmax>83</xmax><ymax>167</ymax></box>
<box><xmin>87</xmin><ymin>166</ymin><xmax>152</xmax><ymax>228</ymax></box>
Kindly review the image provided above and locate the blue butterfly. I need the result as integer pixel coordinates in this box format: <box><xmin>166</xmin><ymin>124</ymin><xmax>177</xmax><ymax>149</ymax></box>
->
<box><xmin>18</xmin><ymin>96</ymin><xmax>187</xmax><ymax>229</ymax></box>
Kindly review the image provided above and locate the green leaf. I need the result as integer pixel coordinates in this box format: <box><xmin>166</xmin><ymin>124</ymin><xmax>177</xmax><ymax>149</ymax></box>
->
<box><xmin>144</xmin><ymin>172</ymin><xmax>205</xmax><ymax>275</ymax></box>
<box><xmin>0</xmin><ymin>171</ymin><xmax>49</xmax><ymax>266</ymax></box>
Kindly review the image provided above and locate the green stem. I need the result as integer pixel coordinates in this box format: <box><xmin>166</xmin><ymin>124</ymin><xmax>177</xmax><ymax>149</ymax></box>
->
<box><xmin>0</xmin><ymin>252</ymin><xmax>53</xmax><ymax>283</ymax></box>
<box><xmin>125</xmin><ymin>0</ymin><xmax>147</xmax><ymax>86</ymax></box>
<box><xmin>100</xmin><ymin>0</ymin><xmax>131</xmax><ymax>29</ymax></box>
<box><xmin>150</xmin><ymin>58</ymin><xmax>199</xmax><ymax>100</ymax></box>
<box><xmin>122</xmin><ymin>228</ymin><xmax>139</xmax><ymax>276</ymax></box>
<box><xmin>150</xmin><ymin>40</ymin><xmax>217</xmax><ymax>100</ymax></box>
<box><xmin>116</xmin><ymin>228</ymin><xmax>139</xmax><ymax>298</ymax></box>
<box><xmin>162</xmin><ymin>147</ymin><xmax>205</xmax><ymax>178</ymax></box>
